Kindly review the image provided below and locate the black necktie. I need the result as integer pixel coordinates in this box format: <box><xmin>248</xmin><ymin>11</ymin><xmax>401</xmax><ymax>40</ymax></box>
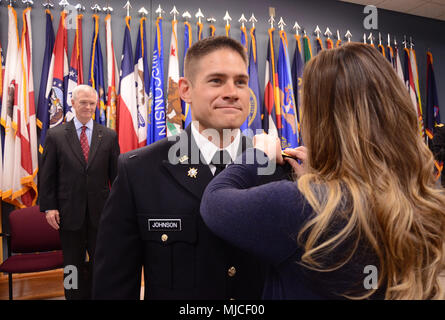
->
<box><xmin>211</xmin><ymin>150</ymin><xmax>231</xmax><ymax>176</ymax></box>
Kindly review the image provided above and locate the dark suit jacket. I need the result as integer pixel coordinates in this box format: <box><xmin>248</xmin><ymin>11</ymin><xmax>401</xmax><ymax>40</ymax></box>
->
<box><xmin>93</xmin><ymin>125</ymin><xmax>290</xmax><ymax>300</ymax></box>
<box><xmin>39</xmin><ymin>120</ymin><xmax>120</xmax><ymax>231</ymax></box>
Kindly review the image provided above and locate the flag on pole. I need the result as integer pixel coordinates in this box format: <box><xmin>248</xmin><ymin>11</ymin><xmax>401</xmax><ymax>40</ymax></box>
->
<box><xmin>182</xmin><ymin>21</ymin><xmax>192</xmax><ymax>128</ymax></box>
<box><xmin>166</xmin><ymin>18</ymin><xmax>182</xmax><ymax>137</ymax></box>
<box><xmin>336</xmin><ymin>37</ymin><xmax>342</xmax><ymax>48</ymax></box>
<box><xmin>36</xmin><ymin>9</ymin><xmax>55</xmax><ymax>154</ymax></box>
<box><xmin>88</xmin><ymin>14</ymin><xmax>106</xmax><ymax>125</ymax></box>
<box><xmin>409</xmin><ymin>46</ymin><xmax>425</xmax><ymax>140</ymax></box>
<box><xmin>118</xmin><ymin>16</ymin><xmax>138</xmax><ymax>153</ymax></box>
<box><xmin>303</xmin><ymin>34</ymin><xmax>312</xmax><ymax>63</ymax></box>
<box><xmin>240</xmin><ymin>25</ymin><xmax>248</xmax><ymax>53</ymax></box>
<box><xmin>197</xmin><ymin>20</ymin><xmax>203</xmax><ymax>41</ymax></box>
<box><xmin>12</xmin><ymin>7</ymin><xmax>38</xmax><ymax>207</ymax></box>
<box><xmin>1</xmin><ymin>5</ymin><xmax>20</xmax><ymax>202</ymax></box>
<box><xmin>386</xmin><ymin>42</ymin><xmax>394</xmax><ymax>66</ymax></box>
<box><xmin>263</xmin><ymin>28</ymin><xmax>279</xmax><ymax>137</ymax></box>
<box><xmin>425</xmin><ymin>51</ymin><xmax>442</xmax><ymax>177</ymax></box>
<box><xmin>240</xmin><ymin>26</ymin><xmax>262</xmax><ymax>136</ymax></box>
<box><xmin>291</xmin><ymin>33</ymin><xmax>304</xmax><ymax>146</ymax></box>
<box><xmin>105</xmin><ymin>13</ymin><xmax>119</xmax><ymax>130</ymax></box>
<box><xmin>378</xmin><ymin>43</ymin><xmax>386</xmax><ymax>57</ymax></box>
<box><xmin>403</xmin><ymin>48</ymin><xmax>425</xmax><ymax>139</ymax></box>
<box><xmin>209</xmin><ymin>21</ymin><xmax>216</xmax><ymax>37</ymax></box>
<box><xmin>326</xmin><ymin>37</ymin><xmax>334</xmax><ymax>50</ymax></box>
<box><xmin>425</xmin><ymin>52</ymin><xmax>441</xmax><ymax>141</ymax></box>
<box><xmin>315</xmin><ymin>37</ymin><xmax>323</xmax><ymax>54</ymax></box>
<box><xmin>148</xmin><ymin>17</ymin><xmax>166</xmax><ymax>143</ymax></box>
<box><xmin>66</xmin><ymin>13</ymin><xmax>84</xmax><ymax>122</ymax></box>
<box><xmin>46</xmin><ymin>11</ymin><xmax>69</xmax><ymax>130</ymax></box>
<box><xmin>394</xmin><ymin>45</ymin><xmax>404</xmax><ymax>82</ymax></box>
<box><xmin>277</xmin><ymin>30</ymin><xmax>299</xmax><ymax>149</ymax></box>
<box><xmin>134</xmin><ymin>17</ymin><xmax>149</xmax><ymax>147</ymax></box>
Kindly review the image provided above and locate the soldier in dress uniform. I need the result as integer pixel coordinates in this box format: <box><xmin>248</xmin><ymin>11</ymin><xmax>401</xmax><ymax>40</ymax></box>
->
<box><xmin>92</xmin><ymin>36</ymin><xmax>288</xmax><ymax>299</ymax></box>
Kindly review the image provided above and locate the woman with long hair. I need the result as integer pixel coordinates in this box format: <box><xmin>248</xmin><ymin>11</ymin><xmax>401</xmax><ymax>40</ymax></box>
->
<box><xmin>200</xmin><ymin>43</ymin><xmax>445</xmax><ymax>299</ymax></box>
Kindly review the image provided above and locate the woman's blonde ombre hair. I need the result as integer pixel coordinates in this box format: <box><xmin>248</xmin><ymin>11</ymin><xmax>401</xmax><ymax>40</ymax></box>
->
<box><xmin>297</xmin><ymin>42</ymin><xmax>445</xmax><ymax>299</ymax></box>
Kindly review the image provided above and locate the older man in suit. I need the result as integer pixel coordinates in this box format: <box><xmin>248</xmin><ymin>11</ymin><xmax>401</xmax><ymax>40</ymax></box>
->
<box><xmin>39</xmin><ymin>84</ymin><xmax>120</xmax><ymax>300</ymax></box>
<box><xmin>92</xmin><ymin>36</ymin><xmax>289</xmax><ymax>300</ymax></box>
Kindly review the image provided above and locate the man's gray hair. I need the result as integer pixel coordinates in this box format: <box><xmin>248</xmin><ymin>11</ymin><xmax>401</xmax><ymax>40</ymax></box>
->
<box><xmin>71</xmin><ymin>84</ymin><xmax>98</xmax><ymax>101</ymax></box>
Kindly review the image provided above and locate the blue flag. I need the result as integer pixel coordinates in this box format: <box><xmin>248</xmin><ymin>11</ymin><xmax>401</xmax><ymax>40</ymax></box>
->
<box><xmin>36</xmin><ymin>10</ymin><xmax>55</xmax><ymax>154</ymax></box>
<box><xmin>426</xmin><ymin>52</ymin><xmax>441</xmax><ymax>141</ymax></box>
<box><xmin>148</xmin><ymin>17</ymin><xmax>166</xmax><ymax>142</ymax></box>
<box><xmin>291</xmin><ymin>34</ymin><xmax>304</xmax><ymax>146</ymax></box>
<box><xmin>241</xmin><ymin>27</ymin><xmax>262</xmax><ymax>136</ymax></box>
<box><xmin>182</xmin><ymin>22</ymin><xmax>192</xmax><ymax>128</ymax></box>
<box><xmin>88</xmin><ymin>14</ymin><xmax>106</xmax><ymax>125</ymax></box>
<box><xmin>277</xmin><ymin>30</ymin><xmax>299</xmax><ymax>149</ymax></box>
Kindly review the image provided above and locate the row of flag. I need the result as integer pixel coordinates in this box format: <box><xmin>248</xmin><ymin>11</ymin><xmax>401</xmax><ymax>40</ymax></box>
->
<box><xmin>0</xmin><ymin>6</ymin><xmax>442</xmax><ymax>209</ymax></box>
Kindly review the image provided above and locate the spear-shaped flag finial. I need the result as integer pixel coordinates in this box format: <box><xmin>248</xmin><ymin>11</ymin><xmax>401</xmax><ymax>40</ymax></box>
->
<box><xmin>170</xmin><ymin>6</ymin><xmax>179</xmax><ymax>21</ymax></box>
<box><xmin>368</xmin><ymin>32</ymin><xmax>374</xmax><ymax>45</ymax></box>
<box><xmin>239</xmin><ymin>13</ymin><xmax>247</xmax><ymax>28</ymax></box>
<box><xmin>314</xmin><ymin>25</ymin><xmax>321</xmax><ymax>38</ymax></box>
<box><xmin>195</xmin><ymin>8</ymin><xmax>204</xmax><ymax>23</ymax></box>
<box><xmin>345</xmin><ymin>30</ymin><xmax>352</xmax><ymax>42</ymax></box>
<box><xmin>293</xmin><ymin>21</ymin><xmax>301</xmax><ymax>36</ymax></box>
<box><xmin>278</xmin><ymin>17</ymin><xmax>286</xmax><ymax>31</ymax></box>
<box><xmin>123</xmin><ymin>1</ymin><xmax>131</xmax><ymax>17</ymax></box>
<box><xmin>139</xmin><ymin>7</ymin><xmax>148</xmax><ymax>17</ymax></box>
<box><xmin>249</xmin><ymin>13</ymin><xmax>257</xmax><ymax>28</ymax></box>
<box><xmin>324</xmin><ymin>27</ymin><xmax>332</xmax><ymax>39</ymax></box>
<box><xmin>155</xmin><ymin>4</ymin><xmax>164</xmax><ymax>18</ymax></box>
<box><xmin>223</xmin><ymin>10</ymin><xmax>232</xmax><ymax>26</ymax></box>
<box><xmin>182</xmin><ymin>11</ymin><xmax>191</xmax><ymax>21</ymax></box>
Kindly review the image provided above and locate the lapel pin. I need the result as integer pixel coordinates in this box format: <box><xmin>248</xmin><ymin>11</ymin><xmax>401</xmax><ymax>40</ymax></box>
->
<box><xmin>187</xmin><ymin>167</ymin><xmax>198</xmax><ymax>179</ymax></box>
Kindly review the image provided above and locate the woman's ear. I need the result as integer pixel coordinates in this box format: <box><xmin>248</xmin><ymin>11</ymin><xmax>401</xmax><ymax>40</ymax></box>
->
<box><xmin>178</xmin><ymin>77</ymin><xmax>192</xmax><ymax>104</ymax></box>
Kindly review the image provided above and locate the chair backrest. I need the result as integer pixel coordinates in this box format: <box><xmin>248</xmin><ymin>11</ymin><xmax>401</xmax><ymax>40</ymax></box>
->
<box><xmin>8</xmin><ymin>206</ymin><xmax>61</xmax><ymax>253</ymax></box>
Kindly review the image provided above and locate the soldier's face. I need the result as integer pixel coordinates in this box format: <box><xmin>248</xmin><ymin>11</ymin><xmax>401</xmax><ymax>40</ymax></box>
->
<box><xmin>71</xmin><ymin>90</ymin><xmax>97</xmax><ymax>124</ymax></box>
<box><xmin>179</xmin><ymin>49</ymin><xmax>249</xmax><ymax>133</ymax></box>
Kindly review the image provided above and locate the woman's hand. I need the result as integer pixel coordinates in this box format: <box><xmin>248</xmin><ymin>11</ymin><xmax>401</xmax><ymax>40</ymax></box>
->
<box><xmin>283</xmin><ymin>146</ymin><xmax>308</xmax><ymax>178</ymax></box>
<box><xmin>253</xmin><ymin>133</ymin><xmax>284</xmax><ymax>165</ymax></box>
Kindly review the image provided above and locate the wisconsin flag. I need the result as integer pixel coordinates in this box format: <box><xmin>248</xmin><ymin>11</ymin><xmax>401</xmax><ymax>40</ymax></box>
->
<box><xmin>148</xmin><ymin>17</ymin><xmax>166</xmax><ymax>143</ymax></box>
<box><xmin>277</xmin><ymin>30</ymin><xmax>299</xmax><ymax>149</ymax></box>
<box><xmin>36</xmin><ymin>9</ymin><xmax>54</xmax><ymax>154</ymax></box>
<box><xmin>1</xmin><ymin>5</ymin><xmax>19</xmax><ymax>202</ymax></box>
<box><xmin>88</xmin><ymin>14</ymin><xmax>106</xmax><ymax>125</ymax></box>
<box><xmin>240</xmin><ymin>26</ymin><xmax>262</xmax><ymax>136</ymax></box>
<box><xmin>166</xmin><ymin>18</ymin><xmax>182</xmax><ymax>137</ymax></box>
<box><xmin>105</xmin><ymin>13</ymin><xmax>119</xmax><ymax>130</ymax></box>
<box><xmin>66</xmin><ymin>13</ymin><xmax>84</xmax><ymax>122</ymax></box>
<box><xmin>135</xmin><ymin>17</ymin><xmax>149</xmax><ymax>147</ymax></box>
<box><xmin>118</xmin><ymin>16</ymin><xmax>138</xmax><ymax>153</ymax></box>
<box><xmin>182</xmin><ymin>21</ymin><xmax>192</xmax><ymax>128</ymax></box>
<box><xmin>263</xmin><ymin>28</ymin><xmax>279</xmax><ymax>137</ymax></box>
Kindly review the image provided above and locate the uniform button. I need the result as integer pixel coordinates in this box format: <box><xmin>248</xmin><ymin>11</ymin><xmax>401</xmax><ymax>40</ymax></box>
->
<box><xmin>228</xmin><ymin>266</ymin><xmax>236</xmax><ymax>277</ymax></box>
<box><xmin>161</xmin><ymin>234</ymin><xmax>168</xmax><ymax>242</ymax></box>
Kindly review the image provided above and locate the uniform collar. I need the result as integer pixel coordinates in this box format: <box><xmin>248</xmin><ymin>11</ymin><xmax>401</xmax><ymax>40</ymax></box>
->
<box><xmin>191</xmin><ymin>121</ymin><xmax>241</xmax><ymax>165</ymax></box>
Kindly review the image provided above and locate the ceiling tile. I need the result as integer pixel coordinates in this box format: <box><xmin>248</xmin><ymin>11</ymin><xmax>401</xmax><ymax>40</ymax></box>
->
<box><xmin>408</xmin><ymin>2</ymin><xmax>445</xmax><ymax>18</ymax></box>
<box><xmin>377</xmin><ymin>0</ymin><xmax>428</xmax><ymax>12</ymax></box>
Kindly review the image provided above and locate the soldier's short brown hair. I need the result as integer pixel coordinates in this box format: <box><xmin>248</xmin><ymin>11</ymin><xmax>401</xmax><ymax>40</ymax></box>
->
<box><xmin>184</xmin><ymin>36</ymin><xmax>248</xmax><ymax>82</ymax></box>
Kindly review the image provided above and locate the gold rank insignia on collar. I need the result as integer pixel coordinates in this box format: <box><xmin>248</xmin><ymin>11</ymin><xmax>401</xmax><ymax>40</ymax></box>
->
<box><xmin>187</xmin><ymin>167</ymin><xmax>198</xmax><ymax>179</ymax></box>
<box><xmin>179</xmin><ymin>155</ymin><xmax>189</xmax><ymax>163</ymax></box>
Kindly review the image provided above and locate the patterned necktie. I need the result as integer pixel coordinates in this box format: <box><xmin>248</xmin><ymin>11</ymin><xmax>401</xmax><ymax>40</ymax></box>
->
<box><xmin>80</xmin><ymin>125</ymin><xmax>89</xmax><ymax>162</ymax></box>
<box><xmin>211</xmin><ymin>150</ymin><xmax>231</xmax><ymax>176</ymax></box>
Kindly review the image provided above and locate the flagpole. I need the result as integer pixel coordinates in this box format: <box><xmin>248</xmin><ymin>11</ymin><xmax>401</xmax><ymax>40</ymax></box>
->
<box><xmin>223</xmin><ymin>11</ymin><xmax>232</xmax><ymax>37</ymax></box>
<box><xmin>207</xmin><ymin>17</ymin><xmax>216</xmax><ymax>37</ymax></box>
<box><xmin>196</xmin><ymin>8</ymin><xmax>204</xmax><ymax>41</ymax></box>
